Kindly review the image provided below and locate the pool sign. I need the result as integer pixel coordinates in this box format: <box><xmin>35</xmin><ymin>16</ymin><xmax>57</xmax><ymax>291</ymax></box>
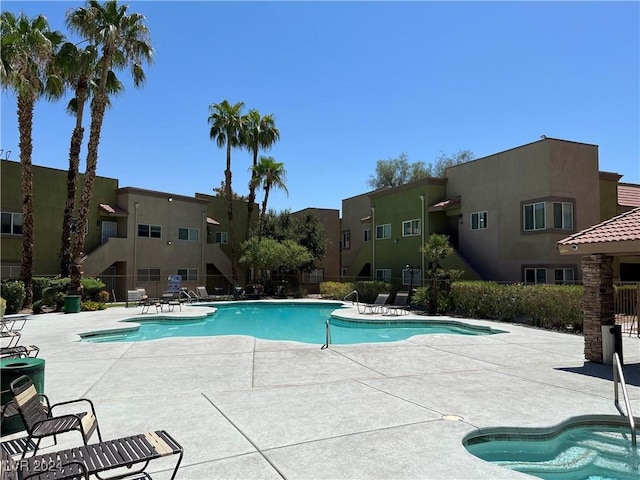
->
<box><xmin>167</xmin><ymin>275</ymin><xmax>182</xmax><ymax>293</ymax></box>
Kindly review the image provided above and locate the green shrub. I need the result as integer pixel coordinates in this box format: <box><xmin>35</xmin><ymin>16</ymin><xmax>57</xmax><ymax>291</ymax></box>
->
<box><xmin>82</xmin><ymin>300</ymin><xmax>106</xmax><ymax>311</ymax></box>
<box><xmin>319</xmin><ymin>281</ymin><xmax>355</xmax><ymax>300</ymax></box>
<box><xmin>32</xmin><ymin>277</ymin><xmax>52</xmax><ymax>302</ymax></box>
<box><xmin>353</xmin><ymin>281</ymin><xmax>390</xmax><ymax>304</ymax></box>
<box><xmin>82</xmin><ymin>277</ymin><xmax>107</xmax><ymax>301</ymax></box>
<box><xmin>32</xmin><ymin>300</ymin><xmax>44</xmax><ymax>314</ymax></box>
<box><xmin>42</xmin><ymin>286</ymin><xmax>65</xmax><ymax>311</ymax></box>
<box><xmin>451</xmin><ymin>281</ymin><xmax>583</xmax><ymax>332</ymax></box>
<box><xmin>0</xmin><ymin>281</ymin><xmax>25</xmax><ymax>314</ymax></box>
<box><xmin>0</xmin><ymin>297</ymin><xmax>6</xmax><ymax>317</ymax></box>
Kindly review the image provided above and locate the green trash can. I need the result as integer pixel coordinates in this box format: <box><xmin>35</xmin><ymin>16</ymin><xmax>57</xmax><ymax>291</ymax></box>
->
<box><xmin>64</xmin><ymin>295</ymin><xmax>82</xmax><ymax>314</ymax></box>
<box><xmin>1</xmin><ymin>357</ymin><xmax>46</xmax><ymax>434</ymax></box>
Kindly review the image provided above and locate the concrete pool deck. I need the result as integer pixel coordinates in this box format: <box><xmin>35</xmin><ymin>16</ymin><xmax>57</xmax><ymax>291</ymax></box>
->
<box><xmin>4</xmin><ymin>299</ymin><xmax>640</xmax><ymax>479</ymax></box>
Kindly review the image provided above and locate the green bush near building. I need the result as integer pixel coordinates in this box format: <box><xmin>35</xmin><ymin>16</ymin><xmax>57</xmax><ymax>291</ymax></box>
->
<box><xmin>0</xmin><ymin>281</ymin><xmax>26</xmax><ymax>314</ymax></box>
<box><xmin>353</xmin><ymin>281</ymin><xmax>390</xmax><ymax>304</ymax></box>
<box><xmin>320</xmin><ymin>281</ymin><xmax>355</xmax><ymax>300</ymax></box>
<box><xmin>450</xmin><ymin>281</ymin><xmax>583</xmax><ymax>332</ymax></box>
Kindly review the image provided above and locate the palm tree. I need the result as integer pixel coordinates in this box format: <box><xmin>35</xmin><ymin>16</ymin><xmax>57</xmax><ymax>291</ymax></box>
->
<box><xmin>55</xmin><ymin>42</ymin><xmax>98</xmax><ymax>277</ymax></box>
<box><xmin>241</xmin><ymin>109</ymin><xmax>279</xmax><ymax>240</ymax></box>
<box><xmin>252</xmin><ymin>156</ymin><xmax>288</xmax><ymax>238</ymax></box>
<box><xmin>208</xmin><ymin>100</ymin><xmax>246</xmax><ymax>284</ymax></box>
<box><xmin>66</xmin><ymin>0</ymin><xmax>153</xmax><ymax>294</ymax></box>
<box><xmin>1</xmin><ymin>12</ymin><xmax>64</xmax><ymax>308</ymax></box>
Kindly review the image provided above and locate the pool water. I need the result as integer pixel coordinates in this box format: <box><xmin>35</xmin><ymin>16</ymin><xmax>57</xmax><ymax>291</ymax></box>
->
<box><xmin>465</xmin><ymin>422</ymin><xmax>640</xmax><ymax>480</ymax></box>
<box><xmin>81</xmin><ymin>302</ymin><xmax>499</xmax><ymax>344</ymax></box>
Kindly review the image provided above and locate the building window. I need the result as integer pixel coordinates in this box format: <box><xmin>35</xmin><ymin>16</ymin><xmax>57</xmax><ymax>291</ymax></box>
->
<box><xmin>341</xmin><ymin>231</ymin><xmax>351</xmax><ymax>249</ymax></box>
<box><xmin>215</xmin><ymin>231</ymin><xmax>228</xmax><ymax>244</ymax></box>
<box><xmin>553</xmin><ymin>202</ymin><xmax>574</xmax><ymax>230</ymax></box>
<box><xmin>303</xmin><ymin>268</ymin><xmax>324</xmax><ymax>284</ymax></box>
<box><xmin>178</xmin><ymin>227</ymin><xmax>199</xmax><ymax>241</ymax></box>
<box><xmin>363</xmin><ymin>229</ymin><xmax>371</xmax><ymax>242</ymax></box>
<box><xmin>1</xmin><ymin>212</ymin><xmax>23</xmax><ymax>235</ymax></box>
<box><xmin>554</xmin><ymin>268</ymin><xmax>575</xmax><ymax>285</ymax></box>
<box><xmin>375</xmin><ymin>269</ymin><xmax>391</xmax><ymax>283</ymax></box>
<box><xmin>471</xmin><ymin>211</ymin><xmax>488</xmax><ymax>230</ymax></box>
<box><xmin>523</xmin><ymin>202</ymin><xmax>545</xmax><ymax>231</ymax></box>
<box><xmin>524</xmin><ymin>268</ymin><xmax>547</xmax><ymax>284</ymax></box>
<box><xmin>376</xmin><ymin>224</ymin><xmax>391</xmax><ymax>239</ymax></box>
<box><xmin>138</xmin><ymin>224</ymin><xmax>162</xmax><ymax>238</ymax></box>
<box><xmin>402</xmin><ymin>219</ymin><xmax>421</xmax><ymax>236</ymax></box>
<box><xmin>341</xmin><ymin>267</ymin><xmax>348</xmax><ymax>277</ymax></box>
<box><xmin>137</xmin><ymin>268</ymin><xmax>161</xmax><ymax>282</ymax></box>
<box><xmin>402</xmin><ymin>268</ymin><xmax>422</xmax><ymax>287</ymax></box>
<box><xmin>177</xmin><ymin>268</ymin><xmax>198</xmax><ymax>281</ymax></box>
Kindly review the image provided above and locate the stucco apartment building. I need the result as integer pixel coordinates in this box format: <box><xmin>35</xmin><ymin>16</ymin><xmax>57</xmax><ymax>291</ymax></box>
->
<box><xmin>341</xmin><ymin>137</ymin><xmax>640</xmax><ymax>287</ymax></box>
<box><xmin>0</xmin><ymin>160</ymin><xmax>340</xmax><ymax>299</ymax></box>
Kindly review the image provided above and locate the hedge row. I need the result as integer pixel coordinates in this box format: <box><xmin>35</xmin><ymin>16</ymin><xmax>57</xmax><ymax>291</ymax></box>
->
<box><xmin>451</xmin><ymin>281</ymin><xmax>583</xmax><ymax>331</ymax></box>
<box><xmin>319</xmin><ymin>281</ymin><xmax>390</xmax><ymax>304</ymax></box>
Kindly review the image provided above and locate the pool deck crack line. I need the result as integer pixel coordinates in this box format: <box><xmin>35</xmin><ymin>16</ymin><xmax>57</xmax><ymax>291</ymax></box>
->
<box><xmin>80</xmin><ymin>342</ymin><xmax>136</xmax><ymax>398</ymax></box>
<box><xmin>327</xmin><ymin>348</ymin><xmax>390</xmax><ymax>378</ymax></box>
<box><xmin>201</xmin><ymin>392</ymin><xmax>287</xmax><ymax>480</ymax></box>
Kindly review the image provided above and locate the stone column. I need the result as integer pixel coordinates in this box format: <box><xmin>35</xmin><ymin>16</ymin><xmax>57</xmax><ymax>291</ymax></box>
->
<box><xmin>581</xmin><ymin>254</ymin><xmax>615</xmax><ymax>363</ymax></box>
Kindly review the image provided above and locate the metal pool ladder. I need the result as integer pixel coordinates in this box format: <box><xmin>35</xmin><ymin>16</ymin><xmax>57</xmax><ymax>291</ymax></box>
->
<box><xmin>613</xmin><ymin>352</ymin><xmax>636</xmax><ymax>447</ymax></box>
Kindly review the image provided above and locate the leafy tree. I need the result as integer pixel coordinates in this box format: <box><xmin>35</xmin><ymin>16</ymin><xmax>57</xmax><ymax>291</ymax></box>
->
<box><xmin>239</xmin><ymin>237</ymin><xmax>311</xmax><ymax>286</ymax></box>
<box><xmin>208</xmin><ymin>99</ymin><xmax>246</xmax><ymax>283</ymax></box>
<box><xmin>212</xmin><ymin>180</ymin><xmax>248</xmax><ymax>201</ymax></box>
<box><xmin>367</xmin><ymin>150</ymin><xmax>473</xmax><ymax>189</ymax></box>
<box><xmin>67</xmin><ymin>0</ymin><xmax>153</xmax><ymax>294</ymax></box>
<box><xmin>1</xmin><ymin>11</ymin><xmax>64</xmax><ymax>307</ymax></box>
<box><xmin>261</xmin><ymin>209</ymin><xmax>327</xmax><ymax>271</ymax></box>
<box><xmin>251</xmin><ymin>156</ymin><xmax>288</xmax><ymax>237</ymax></box>
<box><xmin>241</xmin><ymin>109</ymin><xmax>279</xmax><ymax>240</ymax></box>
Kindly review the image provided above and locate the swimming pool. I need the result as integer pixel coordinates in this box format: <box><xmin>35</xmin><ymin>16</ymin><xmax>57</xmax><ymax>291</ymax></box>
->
<box><xmin>464</xmin><ymin>415</ymin><xmax>640</xmax><ymax>480</ymax></box>
<box><xmin>80</xmin><ymin>302</ymin><xmax>501</xmax><ymax>344</ymax></box>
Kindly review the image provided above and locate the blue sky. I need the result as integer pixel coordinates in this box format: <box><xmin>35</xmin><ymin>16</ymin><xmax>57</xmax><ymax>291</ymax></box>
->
<box><xmin>2</xmin><ymin>1</ymin><xmax>639</xmax><ymax>214</ymax></box>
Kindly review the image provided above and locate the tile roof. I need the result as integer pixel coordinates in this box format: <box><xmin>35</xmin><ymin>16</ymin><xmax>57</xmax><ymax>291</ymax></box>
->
<box><xmin>206</xmin><ymin>217</ymin><xmax>220</xmax><ymax>225</ymax></box>
<box><xmin>98</xmin><ymin>203</ymin><xmax>128</xmax><ymax>216</ymax></box>
<box><xmin>557</xmin><ymin>207</ymin><xmax>640</xmax><ymax>255</ymax></box>
<box><xmin>618</xmin><ymin>184</ymin><xmax>640</xmax><ymax>207</ymax></box>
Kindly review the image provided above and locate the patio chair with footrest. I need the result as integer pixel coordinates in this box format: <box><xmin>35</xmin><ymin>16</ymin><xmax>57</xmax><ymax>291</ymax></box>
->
<box><xmin>0</xmin><ymin>345</ymin><xmax>39</xmax><ymax>360</ymax></box>
<box><xmin>1</xmin><ymin>429</ymin><xmax>183</xmax><ymax>480</ymax></box>
<box><xmin>357</xmin><ymin>293</ymin><xmax>390</xmax><ymax>314</ymax></box>
<box><xmin>9</xmin><ymin>375</ymin><xmax>103</xmax><ymax>458</ymax></box>
<box><xmin>196</xmin><ymin>286</ymin><xmax>216</xmax><ymax>301</ymax></box>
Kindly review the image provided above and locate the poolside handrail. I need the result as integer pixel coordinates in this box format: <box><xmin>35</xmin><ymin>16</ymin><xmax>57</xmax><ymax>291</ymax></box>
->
<box><xmin>613</xmin><ymin>352</ymin><xmax>636</xmax><ymax>447</ymax></box>
<box><xmin>343</xmin><ymin>290</ymin><xmax>359</xmax><ymax>303</ymax></box>
<box><xmin>321</xmin><ymin>319</ymin><xmax>331</xmax><ymax>350</ymax></box>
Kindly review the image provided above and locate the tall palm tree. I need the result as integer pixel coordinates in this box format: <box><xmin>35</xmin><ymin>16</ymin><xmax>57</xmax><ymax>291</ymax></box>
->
<box><xmin>55</xmin><ymin>42</ymin><xmax>98</xmax><ymax>277</ymax></box>
<box><xmin>252</xmin><ymin>156</ymin><xmax>288</xmax><ymax>238</ymax></box>
<box><xmin>241</xmin><ymin>109</ymin><xmax>279</xmax><ymax>240</ymax></box>
<box><xmin>66</xmin><ymin>0</ymin><xmax>153</xmax><ymax>294</ymax></box>
<box><xmin>0</xmin><ymin>12</ymin><xmax>64</xmax><ymax>308</ymax></box>
<box><xmin>208</xmin><ymin>100</ymin><xmax>246</xmax><ymax>284</ymax></box>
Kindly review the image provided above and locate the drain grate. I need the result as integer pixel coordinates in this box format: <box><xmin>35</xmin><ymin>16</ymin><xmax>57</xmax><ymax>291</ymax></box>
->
<box><xmin>442</xmin><ymin>414</ymin><xmax>464</xmax><ymax>421</ymax></box>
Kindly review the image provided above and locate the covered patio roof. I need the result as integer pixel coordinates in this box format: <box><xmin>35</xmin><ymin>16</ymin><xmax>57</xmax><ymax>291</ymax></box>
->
<box><xmin>557</xmin><ymin>206</ymin><xmax>640</xmax><ymax>256</ymax></box>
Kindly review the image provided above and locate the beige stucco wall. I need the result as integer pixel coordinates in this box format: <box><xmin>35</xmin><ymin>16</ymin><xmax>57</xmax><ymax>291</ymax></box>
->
<box><xmin>445</xmin><ymin>138</ymin><xmax>597</xmax><ymax>282</ymax></box>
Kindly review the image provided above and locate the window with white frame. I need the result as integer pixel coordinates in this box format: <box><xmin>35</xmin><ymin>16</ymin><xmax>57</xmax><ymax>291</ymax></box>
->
<box><xmin>523</xmin><ymin>202</ymin><xmax>546</xmax><ymax>231</ymax></box>
<box><xmin>138</xmin><ymin>224</ymin><xmax>162</xmax><ymax>238</ymax></box>
<box><xmin>554</xmin><ymin>268</ymin><xmax>575</xmax><ymax>285</ymax></box>
<box><xmin>178</xmin><ymin>227</ymin><xmax>199</xmax><ymax>241</ymax></box>
<box><xmin>303</xmin><ymin>268</ymin><xmax>324</xmax><ymax>284</ymax></box>
<box><xmin>341</xmin><ymin>231</ymin><xmax>351</xmax><ymax>249</ymax></box>
<box><xmin>363</xmin><ymin>228</ymin><xmax>371</xmax><ymax>242</ymax></box>
<box><xmin>375</xmin><ymin>269</ymin><xmax>391</xmax><ymax>283</ymax></box>
<box><xmin>402</xmin><ymin>268</ymin><xmax>422</xmax><ymax>286</ymax></box>
<box><xmin>402</xmin><ymin>219</ymin><xmax>421</xmax><ymax>236</ymax></box>
<box><xmin>471</xmin><ymin>211</ymin><xmax>488</xmax><ymax>230</ymax></box>
<box><xmin>553</xmin><ymin>202</ymin><xmax>574</xmax><ymax>230</ymax></box>
<box><xmin>215</xmin><ymin>231</ymin><xmax>228</xmax><ymax>244</ymax></box>
<box><xmin>341</xmin><ymin>267</ymin><xmax>348</xmax><ymax>277</ymax></box>
<box><xmin>137</xmin><ymin>268</ymin><xmax>161</xmax><ymax>282</ymax></box>
<box><xmin>524</xmin><ymin>268</ymin><xmax>547</xmax><ymax>284</ymax></box>
<box><xmin>177</xmin><ymin>268</ymin><xmax>198</xmax><ymax>281</ymax></box>
<box><xmin>376</xmin><ymin>224</ymin><xmax>391</xmax><ymax>239</ymax></box>
<box><xmin>1</xmin><ymin>212</ymin><xmax>23</xmax><ymax>235</ymax></box>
